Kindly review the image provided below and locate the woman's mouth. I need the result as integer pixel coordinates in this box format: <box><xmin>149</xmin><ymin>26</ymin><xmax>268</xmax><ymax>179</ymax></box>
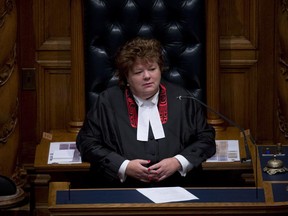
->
<box><xmin>143</xmin><ymin>82</ymin><xmax>153</xmax><ymax>87</ymax></box>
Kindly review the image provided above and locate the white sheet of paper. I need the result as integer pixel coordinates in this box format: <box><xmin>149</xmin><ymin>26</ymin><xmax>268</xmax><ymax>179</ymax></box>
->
<box><xmin>136</xmin><ymin>187</ymin><xmax>199</xmax><ymax>203</ymax></box>
<box><xmin>47</xmin><ymin>142</ymin><xmax>82</xmax><ymax>164</ymax></box>
<box><xmin>206</xmin><ymin>140</ymin><xmax>240</xmax><ymax>162</ymax></box>
<box><xmin>53</xmin><ymin>149</ymin><xmax>75</xmax><ymax>160</ymax></box>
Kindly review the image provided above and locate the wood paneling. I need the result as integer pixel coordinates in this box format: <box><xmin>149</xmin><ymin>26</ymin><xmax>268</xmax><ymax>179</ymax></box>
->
<box><xmin>17</xmin><ymin>0</ymin><xmax>282</xmax><ymax>168</ymax></box>
<box><xmin>14</xmin><ymin>0</ymin><xmax>284</xmax><ymax>215</ymax></box>
<box><xmin>220</xmin><ymin>0</ymin><xmax>257</xmax><ymax>49</ymax></box>
<box><xmin>219</xmin><ymin>0</ymin><xmax>276</xmax><ymax>144</ymax></box>
<box><xmin>17</xmin><ymin>0</ymin><xmax>37</xmax><ymax>165</ymax></box>
<box><xmin>44</xmin><ymin>69</ymin><xmax>71</xmax><ymax>130</ymax></box>
<box><xmin>220</xmin><ymin>66</ymin><xmax>256</xmax><ymax>128</ymax></box>
<box><xmin>255</xmin><ymin>0</ymin><xmax>275</xmax><ymax>143</ymax></box>
<box><xmin>34</xmin><ymin>0</ymin><xmax>70</xmax><ymax>50</ymax></box>
<box><xmin>33</xmin><ymin>0</ymin><xmax>71</xmax><ymax>139</ymax></box>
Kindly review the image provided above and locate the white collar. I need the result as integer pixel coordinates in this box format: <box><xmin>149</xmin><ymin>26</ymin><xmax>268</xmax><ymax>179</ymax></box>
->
<box><xmin>133</xmin><ymin>91</ymin><xmax>159</xmax><ymax>107</ymax></box>
<box><xmin>133</xmin><ymin>91</ymin><xmax>165</xmax><ymax>141</ymax></box>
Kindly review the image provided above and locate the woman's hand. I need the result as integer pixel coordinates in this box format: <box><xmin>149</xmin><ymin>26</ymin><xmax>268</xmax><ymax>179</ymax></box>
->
<box><xmin>125</xmin><ymin>158</ymin><xmax>182</xmax><ymax>182</ymax></box>
<box><xmin>148</xmin><ymin>158</ymin><xmax>181</xmax><ymax>182</ymax></box>
<box><xmin>125</xmin><ymin>159</ymin><xmax>151</xmax><ymax>182</ymax></box>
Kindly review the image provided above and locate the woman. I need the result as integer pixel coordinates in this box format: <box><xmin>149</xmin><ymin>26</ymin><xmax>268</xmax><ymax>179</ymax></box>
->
<box><xmin>76</xmin><ymin>37</ymin><xmax>216</xmax><ymax>187</ymax></box>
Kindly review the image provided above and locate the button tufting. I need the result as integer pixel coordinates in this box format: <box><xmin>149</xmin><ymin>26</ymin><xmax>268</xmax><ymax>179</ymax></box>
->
<box><xmin>84</xmin><ymin>0</ymin><xmax>205</xmax><ymax>110</ymax></box>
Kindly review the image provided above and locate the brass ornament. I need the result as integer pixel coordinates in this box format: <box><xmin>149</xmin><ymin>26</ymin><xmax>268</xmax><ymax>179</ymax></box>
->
<box><xmin>263</xmin><ymin>143</ymin><xmax>288</xmax><ymax>175</ymax></box>
<box><xmin>263</xmin><ymin>155</ymin><xmax>288</xmax><ymax>175</ymax></box>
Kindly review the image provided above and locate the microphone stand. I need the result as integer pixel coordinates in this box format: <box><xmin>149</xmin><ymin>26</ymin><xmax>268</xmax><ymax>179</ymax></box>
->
<box><xmin>178</xmin><ymin>95</ymin><xmax>259</xmax><ymax>199</ymax></box>
<box><xmin>177</xmin><ymin>95</ymin><xmax>252</xmax><ymax>163</ymax></box>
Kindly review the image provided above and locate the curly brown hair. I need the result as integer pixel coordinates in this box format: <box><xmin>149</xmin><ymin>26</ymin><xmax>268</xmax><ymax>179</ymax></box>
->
<box><xmin>115</xmin><ymin>37</ymin><xmax>164</xmax><ymax>87</ymax></box>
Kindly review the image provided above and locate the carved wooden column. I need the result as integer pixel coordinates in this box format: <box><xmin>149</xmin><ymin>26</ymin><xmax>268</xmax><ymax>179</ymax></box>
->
<box><xmin>0</xmin><ymin>0</ymin><xmax>19</xmax><ymax>177</ymax></box>
<box><xmin>277</xmin><ymin>0</ymin><xmax>288</xmax><ymax>143</ymax></box>
<box><xmin>68</xmin><ymin>0</ymin><xmax>85</xmax><ymax>133</ymax></box>
<box><xmin>206</xmin><ymin>0</ymin><xmax>225</xmax><ymax>130</ymax></box>
<box><xmin>0</xmin><ymin>0</ymin><xmax>25</xmax><ymax>207</ymax></box>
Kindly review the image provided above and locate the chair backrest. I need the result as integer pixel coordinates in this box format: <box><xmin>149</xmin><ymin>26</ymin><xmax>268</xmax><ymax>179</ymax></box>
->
<box><xmin>83</xmin><ymin>0</ymin><xmax>206</xmax><ymax>111</ymax></box>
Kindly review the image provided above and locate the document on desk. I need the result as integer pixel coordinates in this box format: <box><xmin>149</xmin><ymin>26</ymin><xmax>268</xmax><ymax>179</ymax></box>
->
<box><xmin>48</xmin><ymin>142</ymin><xmax>82</xmax><ymax>164</ymax></box>
<box><xmin>136</xmin><ymin>187</ymin><xmax>199</xmax><ymax>203</ymax></box>
<box><xmin>206</xmin><ymin>140</ymin><xmax>240</xmax><ymax>162</ymax></box>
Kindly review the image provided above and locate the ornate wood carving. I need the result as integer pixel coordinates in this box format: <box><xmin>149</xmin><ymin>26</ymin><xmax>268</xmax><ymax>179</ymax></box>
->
<box><xmin>0</xmin><ymin>0</ymin><xmax>26</xmax><ymax>208</ymax></box>
<box><xmin>0</xmin><ymin>0</ymin><xmax>15</xmax><ymax>87</ymax></box>
<box><xmin>0</xmin><ymin>45</ymin><xmax>15</xmax><ymax>86</ymax></box>
<box><xmin>0</xmin><ymin>47</ymin><xmax>16</xmax><ymax>144</ymax></box>
<box><xmin>277</xmin><ymin>0</ymin><xmax>288</xmax><ymax>141</ymax></box>
<box><xmin>0</xmin><ymin>0</ymin><xmax>13</xmax><ymax>28</ymax></box>
<box><xmin>0</xmin><ymin>98</ymin><xmax>18</xmax><ymax>144</ymax></box>
<box><xmin>277</xmin><ymin>98</ymin><xmax>288</xmax><ymax>139</ymax></box>
<box><xmin>0</xmin><ymin>0</ymin><xmax>18</xmax><ymax>163</ymax></box>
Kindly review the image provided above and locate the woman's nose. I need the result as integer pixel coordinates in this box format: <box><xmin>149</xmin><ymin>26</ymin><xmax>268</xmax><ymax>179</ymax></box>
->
<box><xmin>143</xmin><ymin>70</ymin><xmax>151</xmax><ymax>79</ymax></box>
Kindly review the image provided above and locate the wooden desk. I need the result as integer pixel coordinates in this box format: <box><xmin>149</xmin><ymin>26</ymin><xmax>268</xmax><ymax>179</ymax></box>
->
<box><xmin>31</xmin><ymin>130</ymin><xmax>89</xmax><ymax>216</ymax></box>
<box><xmin>47</xmin><ymin>145</ymin><xmax>288</xmax><ymax>216</ymax></box>
<box><xmin>32</xmin><ymin>127</ymin><xmax>253</xmax><ymax>216</ymax></box>
<box><xmin>48</xmin><ymin>182</ymin><xmax>288</xmax><ymax>215</ymax></box>
<box><xmin>34</xmin><ymin>130</ymin><xmax>90</xmax><ymax>172</ymax></box>
<box><xmin>34</xmin><ymin>127</ymin><xmax>252</xmax><ymax>172</ymax></box>
<box><xmin>204</xmin><ymin>126</ymin><xmax>252</xmax><ymax>170</ymax></box>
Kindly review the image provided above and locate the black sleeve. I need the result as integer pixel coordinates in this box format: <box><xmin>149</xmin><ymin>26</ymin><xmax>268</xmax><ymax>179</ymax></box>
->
<box><xmin>76</xmin><ymin>91</ymin><xmax>126</xmax><ymax>180</ymax></box>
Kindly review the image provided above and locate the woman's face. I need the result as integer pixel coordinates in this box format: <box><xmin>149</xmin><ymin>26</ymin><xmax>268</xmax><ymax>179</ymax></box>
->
<box><xmin>127</xmin><ymin>58</ymin><xmax>161</xmax><ymax>100</ymax></box>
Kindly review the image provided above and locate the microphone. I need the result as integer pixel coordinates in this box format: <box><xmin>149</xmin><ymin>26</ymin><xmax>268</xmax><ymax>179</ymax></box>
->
<box><xmin>178</xmin><ymin>94</ymin><xmax>259</xmax><ymax>199</ymax></box>
<box><xmin>177</xmin><ymin>95</ymin><xmax>252</xmax><ymax>163</ymax></box>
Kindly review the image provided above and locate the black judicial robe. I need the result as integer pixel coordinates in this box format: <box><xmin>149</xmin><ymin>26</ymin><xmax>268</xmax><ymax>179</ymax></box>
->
<box><xmin>76</xmin><ymin>80</ymin><xmax>216</xmax><ymax>187</ymax></box>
